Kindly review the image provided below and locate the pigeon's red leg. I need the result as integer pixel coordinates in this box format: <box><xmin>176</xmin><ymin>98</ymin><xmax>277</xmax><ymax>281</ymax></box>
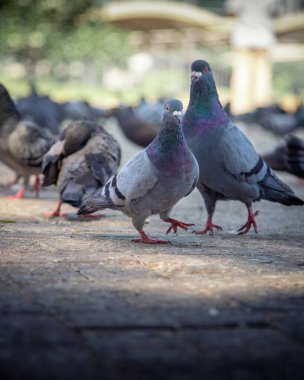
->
<box><xmin>33</xmin><ymin>176</ymin><xmax>40</xmax><ymax>198</ymax></box>
<box><xmin>238</xmin><ymin>208</ymin><xmax>259</xmax><ymax>235</ymax></box>
<box><xmin>163</xmin><ymin>218</ymin><xmax>194</xmax><ymax>235</ymax></box>
<box><xmin>132</xmin><ymin>229</ymin><xmax>170</xmax><ymax>244</ymax></box>
<box><xmin>6</xmin><ymin>186</ymin><xmax>26</xmax><ymax>199</ymax></box>
<box><xmin>43</xmin><ymin>200</ymin><xmax>63</xmax><ymax>218</ymax></box>
<box><xmin>194</xmin><ymin>215</ymin><xmax>222</xmax><ymax>236</ymax></box>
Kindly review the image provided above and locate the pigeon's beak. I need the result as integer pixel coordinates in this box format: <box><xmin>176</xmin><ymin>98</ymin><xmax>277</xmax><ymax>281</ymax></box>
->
<box><xmin>191</xmin><ymin>71</ymin><xmax>202</xmax><ymax>83</ymax></box>
<box><xmin>173</xmin><ymin>110</ymin><xmax>183</xmax><ymax>125</ymax></box>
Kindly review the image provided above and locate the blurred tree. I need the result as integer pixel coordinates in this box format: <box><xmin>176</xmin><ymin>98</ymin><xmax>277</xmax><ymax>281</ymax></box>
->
<box><xmin>0</xmin><ymin>0</ymin><xmax>131</xmax><ymax>79</ymax></box>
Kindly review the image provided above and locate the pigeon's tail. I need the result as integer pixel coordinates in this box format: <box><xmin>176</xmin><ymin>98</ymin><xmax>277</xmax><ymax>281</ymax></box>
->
<box><xmin>77</xmin><ymin>193</ymin><xmax>112</xmax><ymax>215</ymax></box>
<box><xmin>260</xmin><ymin>167</ymin><xmax>304</xmax><ymax>206</ymax></box>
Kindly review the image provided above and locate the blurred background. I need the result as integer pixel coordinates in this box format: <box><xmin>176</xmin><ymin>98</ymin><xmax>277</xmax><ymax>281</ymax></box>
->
<box><xmin>0</xmin><ymin>0</ymin><xmax>303</xmax><ymax>111</ymax></box>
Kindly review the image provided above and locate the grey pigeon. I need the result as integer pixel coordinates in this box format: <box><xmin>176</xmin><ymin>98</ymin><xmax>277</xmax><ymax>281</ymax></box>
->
<box><xmin>183</xmin><ymin>60</ymin><xmax>303</xmax><ymax>235</ymax></box>
<box><xmin>78</xmin><ymin>99</ymin><xmax>199</xmax><ymax>244</ymax></box>
<box><xmin>0</xmin><ymin>83</ymin><xmax>56</xmax><ymax>199</ymax></box>
<box><xmin>42</xmin><ymin>120</ymin><xmax>121</xmax><ymax>217</ymax></box>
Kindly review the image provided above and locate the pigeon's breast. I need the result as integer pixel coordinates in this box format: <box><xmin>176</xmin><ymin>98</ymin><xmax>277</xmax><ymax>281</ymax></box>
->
<box><xmin>134</xmin><ymin>158</ymin><xmax>197</xmax><ymax>215</ymax></box>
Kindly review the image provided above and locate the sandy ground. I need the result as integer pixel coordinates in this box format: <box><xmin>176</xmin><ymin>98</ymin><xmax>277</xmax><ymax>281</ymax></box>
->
<box><xmin>0</xmin><ymin>120</ymin><xmax>304</xmax><ymax>380</ymax></box>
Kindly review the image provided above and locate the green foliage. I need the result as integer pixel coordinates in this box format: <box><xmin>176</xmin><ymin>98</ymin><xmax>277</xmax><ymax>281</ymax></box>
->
<box><xmin>273</xmin><ymin>62</ymin><xmax>304</xmax><ymax>100</ymax></box>
<box><xmin>0</xmin><ymin>0</ymin><xmax>131</xmax><ymax>71</ymax></box>
<box><xmin>48</xmin><ymin>23</ymin><xmax>130</xmax><ymax>67</ymax></box>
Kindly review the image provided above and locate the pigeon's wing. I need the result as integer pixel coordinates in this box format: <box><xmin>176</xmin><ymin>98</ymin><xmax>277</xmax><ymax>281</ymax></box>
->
<box><xmin>8</xmin><ymin>120</ymin><xmax>55</xmax><ymax>167</ymax></box>
<box><xmin>42</xmin><ymin>140</ymin><xmax>64</xmax><ymax>186</ymax></box>
<box><xmin>104</xmin><ymin>150</ymin><xmax>158</xmax><ymax>207</ymax></box>
<box><xmin>220</xmin><ymin>122</ymin><xmax>268</xmax><ymax>184</ymax></box>
<box><xmin>58</xmin><ymin>152</ymin><xmax>98</xmax><ymax>208</ymax></box>
<box><xmin>85</xmin><ymin>133</ymin><xmax>121</xmax><ymax>186</ymax></box>
<box><xmin>85</xmin><ymin>151</ymin><xmax>109</xmax><ymax>186</ymax></box>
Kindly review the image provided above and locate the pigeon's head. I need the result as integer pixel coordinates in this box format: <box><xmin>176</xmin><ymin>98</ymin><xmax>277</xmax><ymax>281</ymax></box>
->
<box><xmin>189</xmin><ymin>60</ymin><xmax>219</xmax><ymax>103</ymax></box>
<box><xmin>0</xmin><ymin>83</ymin><xmax>11</xmax><ymax>100</ymax></box>
<box><xmin>163</xmin><ymin>99</ymin><xmax>183</xmax><ymax>126</ymax></box>
<box><xmin>191</xmin><ymin>59</ymin><xmax>213</xmax><ymax>83</ymax></box>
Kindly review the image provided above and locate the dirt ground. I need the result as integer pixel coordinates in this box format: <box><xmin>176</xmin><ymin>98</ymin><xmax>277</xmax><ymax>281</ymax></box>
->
<box><xmin>0</xmin><ymin>121</ymin><xmax>304</xmax><ymax>380</ymax></box>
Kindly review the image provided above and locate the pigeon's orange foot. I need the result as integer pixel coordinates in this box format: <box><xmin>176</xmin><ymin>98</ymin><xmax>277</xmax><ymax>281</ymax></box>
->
<box><xmin>43</xmin><ymin>211</ymin><xmax>63</xmax><ymax>218</ymax></box>
<box><xmin>164</xmin><ymin>218</ymin><xmax>194</xmax><ymax>235</ymax></box>
<box><xmin>43</xmin><ymin>200</ymin><xmax>62</xmax><ymax>218</ymax></box>
<box><xmin>194</xmin><ymin>216</ymin><xmax>222</xmax><ymax>236</ymax></box>
<box><xmin>6</xmin><ymin>187</ymin><xmax>25</xmax><ymax>200</ymax></box>
<box><xmin>238</xmin><ymin>209</ymin><xmax>259</xmax><ymax>235</ymax></box>
<box><xmin>133</xmin><ymin>229</ymin><xmax>170</xmax><ymax>244</ymax></box>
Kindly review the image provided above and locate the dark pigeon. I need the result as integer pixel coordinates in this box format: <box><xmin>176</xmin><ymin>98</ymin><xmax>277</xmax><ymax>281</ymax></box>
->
<box><xmin>183</xmin><ymin>60</ymin><xmax>303</xmax><ymax>235</ymax></box>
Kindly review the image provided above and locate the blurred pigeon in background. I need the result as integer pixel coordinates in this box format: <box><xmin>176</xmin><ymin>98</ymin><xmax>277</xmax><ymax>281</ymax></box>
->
<box><xmin>78</xmin><ymin>99</ymin><xmax>199</xmax><ymax>244</ymax></box>
<box><xmin>42</xmin><ymin>120</ymin><xmax>121</xmax><ymax>217</ymax></box>
<box><xmin>110</xmin><ymin>99</ymin><xmax>163</xmax><ymax>147</ymax></box>
<box><xmin>262</xmin><ymin>134</ymin><xmax>304</xmax><ymax>179</ymax></box>
<box><xmin>134</xmin><ymin>97</ymin><xmax>163</xmax><ymax>127</ymax></box>
<box><xmin>183</xmin><ymin>59</ymin><xmax>303</xmax><ymax>235</ymax></box>
<box><xmin>233</xmin><ymin>104</ymin><xmax>304</xmax><ymax>136</ymax></box>
<box><xmin>62</xmin><ymin>100</ymin><xmax>109</xmax><ymax>122</ymax></box>
<box><xmin>15</xmin><ymin>82</ymin><xmax>64</xmax><ymax>136</ymax></box>
<box><xmin>0</xmin><ymin>83</ymin><xmax>56</xmax><ymax>199</ymax></box>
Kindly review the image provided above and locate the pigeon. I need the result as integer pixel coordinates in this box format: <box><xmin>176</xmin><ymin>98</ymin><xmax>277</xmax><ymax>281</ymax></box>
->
<box><xmin>0</xmin><ymin>83</ymin><xmax>56</xmax><ymax>199</ymax></box>
<box><xmin>78</xmin><ymin>99</ymin><xmax>199</xmax><ymax>244</ymax></box>
<box><xmin>232</xmin><ymin>102</ymin><xmax>304</xmax><ymax>136</ymax></box>
<box><xmin>42</xmin><ymin>120</ymin><xmax>121</xmax><ymax>217</ymax></box>
<box><xmin>134</xmin><ymin>98</ymin><xmax>163</xmax><ymax>128</ymax></box>
<box><xmin>183</xmin><ymin>60</ymin><xmax>303</xmax><ymax>235</ymax></box>
<box><xmin>16</xmin><ymin>83</ymin><xmax>64</xmax><ymax>136</ymax></box>
<box><xmin>62</xmin><ymin>100</ymin><xmax>109</xmax><ymax>122</ymax></box>
<box><xmin>262</xmin><ymin>135</ymin><xmax>304</xmax><ymax>179</ymax></box>
<box><xmin>110</xmin><ymin>105</ymin><xmax>159</xmax><ymax>147</ymax></box>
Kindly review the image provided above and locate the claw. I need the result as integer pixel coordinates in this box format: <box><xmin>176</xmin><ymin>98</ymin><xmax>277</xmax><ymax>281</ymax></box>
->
<box><xmin>164</xmin><ymin>218</ymin><xmax>194</xmax><ymax>235</ymax></box>
<box><xmin>194</xmin><ymin>215</ymin><xmax>222</xmax><ymax>236</ymax></box>
<box><xmin>238</xmin><ymin>209</ymin><xmax>259</xmax><ymax>235</ymax></box>
<box><xmin>133</xmin><ymin>229</ymin><xmax>170</xmax><ymax>244</ymax></box>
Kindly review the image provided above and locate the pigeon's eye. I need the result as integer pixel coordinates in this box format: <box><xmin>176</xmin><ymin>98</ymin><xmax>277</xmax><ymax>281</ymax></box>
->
<box><xmin>164</xmin><ymin>105</ymin><xmax>170</xmax><ymax>112</ymax></box>
<box><xmin>203</xmin><ymin>66</ymin><xmax>209</xmax><ymax>73</ymax></box>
